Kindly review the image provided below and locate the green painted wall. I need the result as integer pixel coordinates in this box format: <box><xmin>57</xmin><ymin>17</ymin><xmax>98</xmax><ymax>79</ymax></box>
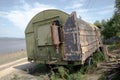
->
<box><xmin>25</xmin><ymin>9</ymin><xmax>69</xmax><ymax>62</ymax></box>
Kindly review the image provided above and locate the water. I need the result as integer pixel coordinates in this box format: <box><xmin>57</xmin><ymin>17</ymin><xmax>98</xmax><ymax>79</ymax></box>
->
<box><xmin>0</xmin><ymin>38</ymin><xmax>26</xmax><ymax>54</ymax></box>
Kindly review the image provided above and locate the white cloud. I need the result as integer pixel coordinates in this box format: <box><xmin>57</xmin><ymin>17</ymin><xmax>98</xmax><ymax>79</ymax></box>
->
<box><xmin>0</xmin><ymin>1</ymin><xmax>56</xmax><ymax>31</ymax></box>
<box><xmin>65</xmin><ymin>0</ymin><xmax>85</xmax><ymax>10</ymax></box>
<box><xmin>97</xmin><ymin>9</ymin><xmax>114</xmax><ymax>15</ymax></box>
<box><xmin>96</xmin><ymin>5</ymin><xmax>114</xmax><ymax>15</ymax></box>
<box><xmin>75</xmin><ymin>4</ymin><xmax>114</xmax><ymax>23</ymax></box>
<box><xmin>77</xmin><ymin>4</ymin><xmax>114</xmax><ymax>13</ymax></box>
<box><xmin>0</xmin><ymin>0</ymin><xmax>115</xmax><ymax>38</ymax></box>
<box><xmin>0</xmin><ymin>0</ymin><xmax>114</xmax><ymax>31</ymax></box>
<box><xmin>0</xmin><ymin>25</ymin><xmax>24</xmax><ymax>38</ymax></box>
<box><xmin>65</xmin><ymin>3</ymin><xmax>83</xmax><ymax>9</ymax></box>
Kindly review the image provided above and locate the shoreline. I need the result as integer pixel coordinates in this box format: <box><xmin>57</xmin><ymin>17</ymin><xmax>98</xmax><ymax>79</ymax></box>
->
<box><xmin>0</xmin><ymin>37</ymin><xmax>26</xmax><ymax>55</ymax></box>
<box><xmin>0</xmin><ymin>50</ymin><xmax>27</xmax><ymax>65</ymax></box>
<box><xmin>0</xmin><ymin>49</ymin><xmax>26</xmax><ymax>55</ymax></box>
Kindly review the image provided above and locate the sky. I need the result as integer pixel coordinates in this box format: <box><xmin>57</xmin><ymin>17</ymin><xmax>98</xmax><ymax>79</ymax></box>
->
<box><xmin>0</xmin><ymin>0</ymin><xmax>115</xmax><ymax>38</ymax></box>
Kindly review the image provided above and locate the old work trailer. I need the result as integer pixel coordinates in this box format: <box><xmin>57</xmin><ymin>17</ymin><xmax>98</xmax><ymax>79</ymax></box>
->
<box><xmin>25</xmin><ymin>9</ymin><xmax>103</xmax><ymax>65</ymax></box>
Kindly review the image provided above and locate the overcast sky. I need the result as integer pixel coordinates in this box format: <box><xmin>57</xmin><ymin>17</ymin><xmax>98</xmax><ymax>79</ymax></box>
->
<box><xmin>0</xmin><ymin>0</ymin><xmax>115</xmax><ymax>38</ymax></box>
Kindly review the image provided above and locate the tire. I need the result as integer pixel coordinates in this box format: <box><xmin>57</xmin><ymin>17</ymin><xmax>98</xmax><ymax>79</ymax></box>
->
<box><xmin>85</xmin><ymin>57</ymin><xmax>93</xmax><ymax>67</ymax></box>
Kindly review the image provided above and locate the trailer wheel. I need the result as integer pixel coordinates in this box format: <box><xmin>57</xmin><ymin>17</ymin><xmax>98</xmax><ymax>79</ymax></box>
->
<box><xmin>88</xmin><ymin>57</ymin><xmax>93</xmax><ymax>66</ymax></box>
<box><xmin>85</xmin><ymin>57</ymin><xmax>93</xmax><ymax>67</ymax></box>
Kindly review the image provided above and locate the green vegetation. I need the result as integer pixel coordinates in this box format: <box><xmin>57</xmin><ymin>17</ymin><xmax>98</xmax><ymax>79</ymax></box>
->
<box><xmin>92</xmin><ymin>52</ymin><xmax>105</xmax><ymax>66</ymax></box>
<box><xmin>108</xmin><ymin>44</ymin><xmax>119</xmax><ymax>51</ymax></box>
<box><xmin>98</xmin><ymin>74</ymin><xmax>107</xmax><ymax>80</ymax></box>
<box><xmin>50</xmin><ymin>66</ymin><xmax>87</xmax><ymax>80</ymax></box>
<box><xmin>49</xmin><ymin>51</ymin><xmax>105</xmax><ymax>80</ymax></box>
<box><xmin>67</xmin><ymin>71</ymin><xmax>87</xmax><ymax>80</ymax></box>
<box><xmin>50</xmin><ymin>66</ymin><xmax>69</xmax><ymax>80</ymax></box>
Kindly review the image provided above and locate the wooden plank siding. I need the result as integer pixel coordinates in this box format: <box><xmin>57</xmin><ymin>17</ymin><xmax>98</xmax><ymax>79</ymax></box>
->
<box><xmin>78</xmin><ymin>19</ymin><xmax>100</xmax><ymax>64</ymax></box>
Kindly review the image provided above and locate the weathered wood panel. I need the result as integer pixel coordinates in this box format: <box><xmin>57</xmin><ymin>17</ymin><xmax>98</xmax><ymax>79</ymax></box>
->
<box><xmin>63</xmin><ymin>13</ymin><xmax>81</xmax><ymax>61</ymax></box>
<box><xmin>78</xmin><ymin>19</ymin><xmax>100</xmax><ymax>64</ymax></box>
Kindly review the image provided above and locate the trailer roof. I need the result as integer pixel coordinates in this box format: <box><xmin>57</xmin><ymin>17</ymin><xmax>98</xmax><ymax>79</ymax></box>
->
<box><xmin>25</xmin><ymin>9</ymin><xmax>69</xmax><ymax>33</ymax></box>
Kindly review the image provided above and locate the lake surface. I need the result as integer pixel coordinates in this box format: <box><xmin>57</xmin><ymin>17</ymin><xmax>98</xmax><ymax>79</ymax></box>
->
<box><xmin>0</xmin><ymin>38</ymin><xmax>26</xmax><ymax>54</ymax></box>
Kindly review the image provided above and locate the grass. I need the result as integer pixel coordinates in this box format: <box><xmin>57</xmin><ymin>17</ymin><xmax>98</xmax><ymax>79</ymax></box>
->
<box><xmin>98</xmin><ymin>74</ymin><xmax>106</xmax><ymax>80</ymax></box>
<box><xmin>92</xmin><ymin>51</ymin><xmax>105</xmax><ymax>66</ymax></box>
<box><xmin>67</xmin><ymin>71</ymin><xmax>87</xmax><ymax>80</ymax></box>
<box><xmin>50</xmin><ymin>66</ymin><xmax>87</xmax><ymax>80</ymax></box>
<box><xmin>108</xmin><ymin>43</ymin><xmax>120</xmax><ymax>59</ymax></box>
<box><xmin>108</xmin><ymin>44</ymin><xmax>119</xmax><ymax>52</ymax></box>
<box><xmin>49</xmin><ymin>51</ymin><xmax>105</xmax><ymax>80</ymax></box>
<box><xmin>106</xmin><ymin>39</ymin><xmax>120</xmax><ymax>52</ymax></box>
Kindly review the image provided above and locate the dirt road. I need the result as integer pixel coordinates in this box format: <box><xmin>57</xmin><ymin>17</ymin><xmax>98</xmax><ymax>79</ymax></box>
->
<box><xmin>0</xmin><ymin>58</ymin><xmax>42</xmax><ymax>80</ymax></box>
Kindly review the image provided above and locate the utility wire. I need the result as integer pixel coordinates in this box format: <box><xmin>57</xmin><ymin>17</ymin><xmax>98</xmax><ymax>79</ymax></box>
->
<box><xmin>84</xmin><ymin>0</ymin><xmax>92</xmax><ymax>22</ymax></box>
<box><xmin>84</xmin><ymin>0</ymin><xmax>96</xmax><ymax>23</ymax></box>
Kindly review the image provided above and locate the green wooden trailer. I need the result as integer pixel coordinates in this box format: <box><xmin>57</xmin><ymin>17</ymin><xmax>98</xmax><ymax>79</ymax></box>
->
<box><xmin>25</xmin><ymin>9</ymin><xmax>102</xmax><ymax>65</ymax></box>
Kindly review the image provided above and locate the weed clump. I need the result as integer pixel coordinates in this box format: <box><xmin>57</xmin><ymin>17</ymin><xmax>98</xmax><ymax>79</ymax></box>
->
<box><xmin>50</xmin><ymin>51</ymin><xmax>105</xmax><ymax>80</ymax></box>
<box><xmin>92</xmin><ymin>51</ymin><xmax>105</xmax><ymax>66</ymax></box>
